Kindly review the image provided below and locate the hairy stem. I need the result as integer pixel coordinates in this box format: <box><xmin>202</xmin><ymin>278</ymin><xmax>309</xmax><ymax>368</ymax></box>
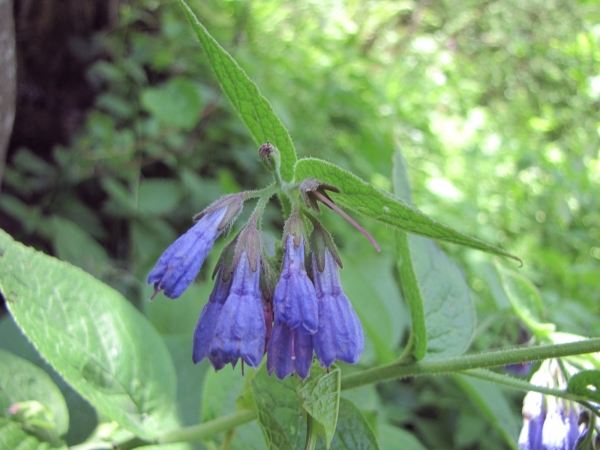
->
<box><xmin>158</xmin><ymin>409</ymin><xmax>257</xmax><ymax>444</ymax></box>
<box><xmin>341</xmin><ymin>338</ymin><xmax>600</xmax><ymax>390</ymax></box>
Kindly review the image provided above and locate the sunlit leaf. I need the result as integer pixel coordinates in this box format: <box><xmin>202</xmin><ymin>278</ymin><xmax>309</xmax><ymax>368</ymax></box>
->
<box><xmin>295</xmin><ymin>157</ymin><xmax>520</xmax><ymax>262</ymax></box>
<box><xmin>177</xmin><ymin>0</ymin><xmax>297</xmax><ymax>182</ymax></box>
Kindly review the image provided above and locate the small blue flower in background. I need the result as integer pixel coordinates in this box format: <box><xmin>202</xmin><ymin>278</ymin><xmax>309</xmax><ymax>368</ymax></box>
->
<box><xmin>199</xmin><ymin>252</ymin><xmax>267</xmax><ymax>370</ymax></box>
<box><xmin>266</xmin><ymin>322</ymin><xmax>313</xmax><ymax>379</ymax></box>
<box><xmin>518</xmin><ymin>360</ymin><xmax>583</xmax><ymax>450</ymax></box>
<box><xmin>273</xmin><ymin>234</ymin><xmax>318</xmax><ymax>334</ymax></box>
<box><xmin>311</xmin><ymin>248</ymin><xmax>364</xmax><ymax>368</ymax></box>
<box><xmin>148</xmin><ymin>207</ymin><xmax>227</xmax><ymax>299</ymax></box>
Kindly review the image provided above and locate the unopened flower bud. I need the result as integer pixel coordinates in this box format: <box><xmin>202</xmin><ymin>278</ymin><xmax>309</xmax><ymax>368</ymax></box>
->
<box><xmin>258</xmin><ymin>141</ymin><xmax>281</xmax><ymax>175</ymax></box>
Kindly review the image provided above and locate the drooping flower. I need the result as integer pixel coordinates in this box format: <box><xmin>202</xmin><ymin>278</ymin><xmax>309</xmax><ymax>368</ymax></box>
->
<box><xmin>147</xmin><ymin>194</ymin><xmax>243</xmax><ymax>299</ymax></box>
<box><xmin>266</xmin><ymin>322</ymin><xmax>313</xmax><ymax>379</ymax></box>
<box><xmin>192</xmin><ymin>249</ymin><xmax>267</xmax><ymax>370</ymax></box>
<box><xmin>311</xmin><ymin>247</ymin><xmax>364</xmax><ymax>368</ymax></box>
<box><xmin>518</xmin><ymin>360</ymin><xmax>583</xmax><ymax>450</ymax></box>
<box><xmin>272</xmin><ymin>233</ymin><xmax>318</xmax><ymax>334</ymax></box>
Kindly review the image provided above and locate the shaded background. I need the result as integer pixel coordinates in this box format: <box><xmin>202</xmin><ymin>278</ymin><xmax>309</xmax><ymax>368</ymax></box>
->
<box><xmin>1</xmin><ymin>0</ymin><xmax>599</xmax><ymax>448</ymax></box>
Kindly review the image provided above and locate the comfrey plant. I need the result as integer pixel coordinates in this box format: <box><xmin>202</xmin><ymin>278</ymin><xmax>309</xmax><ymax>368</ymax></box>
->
<box><xmin>148</xmin><ymin>143</ymin><xmax>367</xmax><ymax>379</ymax></box>
<box><xmin>4</xmin><ymin>2</ymin><xmax>600</xmax><ymax>449</ymax></box>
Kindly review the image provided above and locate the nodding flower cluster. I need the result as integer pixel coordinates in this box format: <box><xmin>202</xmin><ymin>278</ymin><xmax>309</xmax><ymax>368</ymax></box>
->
<box><xmin>147</xmin><ymin>144</ymin><xmax>368</xmax><ymax>379</ymax></box>
<box><xmin>518</xmin><ymin>359</ymin><xmax>592</xmax><ymax>450</ymax></box>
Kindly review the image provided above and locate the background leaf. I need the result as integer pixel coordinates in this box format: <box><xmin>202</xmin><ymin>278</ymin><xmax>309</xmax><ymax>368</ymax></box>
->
<box><xmin>0</xmin><ymin>230</ymin><xmax>179</xmax><ymax>440</ymax></box>
<box><xmin>393</xmin><ymin>150</ymin><xmax>475</xmax><ymax>360</ymax></box>
<box><xmin>251</xmin><ymin>365</ymin><xmax>303</xmax><ymax>450</ymax></box>
<box><xmin>452</xmin><ymin>373</ymin><xmax>520</xmax><ymax>450</ymax></box>
<box><xmin>494</xmin><ymin>261</ymin><xmax>556</xmax><ymax>337</ymax></box>
<box><xmin>0</xmin><ymin>316</ymin><xmax>97</xmax><ymax>445</ymax></box>
<box><xmin>295</xmin><ymin>157</ymin><xmax>519</xmax><ymax>262</ymax></box>
<box><xmin>315</xmin><ymin>398</ymin><xmax>379</xmax><ymax>450</ymax></box>
<box><xmin>177</xmin><ymin>0</ymin><xmax>297</xmax><ymax>182</ymax></box>
<box><xmin>567</xmin><ymin>370</ymin><xmax>600</xmax><ymax>403</ymax></box>
<box><xmin>0</xmin><ymin>349</ymin><xmax>69</xmax><ymax>445</ymax></box>
<box><xmin>141</xmin><ymin>77</ymin><xmax>203</xmax><ymax>131</ymax></box>
<box><xmin>377</xmin><ymin>424</ymin><xmax>426</xmax><ymax>450</ymax></box>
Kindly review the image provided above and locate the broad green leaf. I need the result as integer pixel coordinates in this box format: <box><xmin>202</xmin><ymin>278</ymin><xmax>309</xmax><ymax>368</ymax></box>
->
<box><xmin>0</xmin><ymin>316</ymin><xmax>98</xmax><ymax>446</ymax></box>
<box><xmin>141</xmin><ymin>77</ymin><xmax>203</xmax><ymax>131</ymax></box>
<box><xmin>201</xmin><ymin>365</ymin><xmax>247</xmax><ymax>423</ymax></box>
<box><xmin>137</xmin><ymin>179</ymin><xmax>184</xmax><ymax>216</ymax></box>
<box><xmin>295</xmin><ymin>157</ymin><xmax>520</xmax><ymax>262</ymax></box>
<box><xmin>0</xmin><ymin>349</ymin><xmax>68</xmax><ymax>445</ymax></box>
<box><xmin>177</xmin><ymin>0</ymin><xmax>297</xmax><ymax>182</ymax></box>
<box><xmin>339</xmin><ymin>253</ymin><xmax>406</xmax><ymax>364</ymax></box>
<box><xmin>0</xmin><ymin>230</ymin><xmax>179</xmax><ymax>440</ymax></box>
<box><xmin>298</xmin><ymin>368</ymin><xmax>341</xmax><ymax>448</ymax></box>
<box><xmin>377</xmin><ymin>424</ymin><xmax>426</xmax><ymax>450</ymax></box>
<box><xmin>0</xmin><ymin>419</ymin><xmax>66</xmax><ymax>450</ymax></box>
<box><xmin>315</xmin><ymin>398</ymin><xmax>379</xmax><ymax>450</ymax></box>
<box><xmin>567</xmin><ymin>370</ymin><xmax>600</xmax><ymax>403</ymax></box>
<box><xmin>494</xmin><ymin>261</ymin><xmax>555</xmax><ymax>337</ymax></box>
<box><xmin>251</xmin><ymin>364</ymin><xmax>303</xmax><ymax>450</ymax></box>
<box><xmin>49</xmin><ymin>216</ymin><xmax>109</xmax><ymax>275</ymax></box>
<box><xmin>453</xmin><ymin>373</ymin><xmax>520</xmax><ymax>450</ymax></box>
<box><xmin>393</xmin><ymin>150</ymin><xmax>475</xmax><ymax>360</ymax></box>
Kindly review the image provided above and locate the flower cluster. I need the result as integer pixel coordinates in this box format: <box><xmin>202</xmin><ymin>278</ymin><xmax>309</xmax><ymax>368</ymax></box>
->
<box><xmin>518</xmin><ymin>360</ymin><xmax>586</xmax><ymax>450</ymax></box>
<box><xmin>147</xmin><ymin>145</ymin><xmax>368</xmax><ymax>379</ymax></box>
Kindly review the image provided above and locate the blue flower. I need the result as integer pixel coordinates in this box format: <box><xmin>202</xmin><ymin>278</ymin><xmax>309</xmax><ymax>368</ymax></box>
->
<box><xmin>266</xmin><ymin>322</ymin><xmax>313</xmax><ymax>379</ymax></box>
<box><xmin>273</xmin><ymin>235</ymin><xmax>318</xmax><ymax>333</ymax></box>
<box><xmin>311</xmin><ymin>248</ymin><xmax>364</xmax><ymax>368</ymax></box>
<box><xmin>148</xmin><ymin>207</ymin><xmax>227</xmax><ymax>299</ymax></box>
<box><xmin>192</xmin><ymin>252</ymin><xmax>267</xmax><ymax>370</ymax></box>
<box><xmin>518</xmin><ymin>360</ymin><xmax>583</xmax><ymax>450</ymax></box>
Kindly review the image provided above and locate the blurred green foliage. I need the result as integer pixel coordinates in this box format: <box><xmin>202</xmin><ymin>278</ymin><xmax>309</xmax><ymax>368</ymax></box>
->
<box><xmin>1</xmin><ymin>0</ymin><xmax>599</xmax><ymax>448</ymax></box>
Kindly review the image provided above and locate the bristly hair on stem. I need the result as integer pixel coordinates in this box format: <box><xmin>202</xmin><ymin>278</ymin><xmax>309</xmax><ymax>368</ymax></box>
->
<box><xmin>312</xmin><ymin>190</ymin><xmax>380</xmax><ymax>252</ymax></box>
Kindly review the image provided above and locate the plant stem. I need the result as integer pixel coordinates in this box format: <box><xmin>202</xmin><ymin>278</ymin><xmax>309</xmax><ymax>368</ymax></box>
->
<box><xmin>341</xmin><ymin>338</ymin><xmax>600</xmax><ymax>390</ymax></box>
<box><xmin>461</xmin><ymin>368</ymin><xmax>589</xmax><ymax>402</ymax></box>
<box><xmin>304</xmin><ymin>414</ymin><xmax>317</xmax><ymax>450</ymax></box>
<box><xmin>158</xmin><ymin>409</ymin><xmax>257</xmax><ymax>444</ymax></box>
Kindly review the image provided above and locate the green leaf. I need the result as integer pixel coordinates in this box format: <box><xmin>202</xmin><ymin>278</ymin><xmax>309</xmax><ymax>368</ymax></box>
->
<box><xmin>567</xmin><ymin>370</ymin><xmax>600</xmax><ymax>403</ymax></box>
<box><xmin>295</xmin><ymin>157</ymin><xmax>520</xmax><ymax>262</ymax></box>
<box><xmin>137</xmin><ymin>179</ymin><xmax>184</xmax><ymax>216</ymax></box>
<box><xmin>48</xmin><ymin>216</ymin><xmax>109</xmax><ymax>275</ymax></box>
<box><xmin>494</xmin><ymin>261</ymin><xmax>556</xmax><ymax>337</ymax></box>
<box><xmin>393</xmin><ymin>150</ymin><xmax>475</xmax><ymax>360</ymax></box>
<box><xmin>250</xmin><ymin>364</ymin><xmax>303</xmax><ymax>450</ymax></box>
<box><xmin>377</xmin><ymin>424</ymin><xmax>426</xmax><ymax>450</ymax></box>
<box><xmin>298</xmin><ymin>368</ymin><xmax>341</xmax><ymax>448</ymax></box>
<box><xmin>452</xmin><ymin>374</ymin><xmax>520</xmax><ymax>450</ymax></box>
<box><xmin>0</xmin><ymin>349</ymin><xmax>68</xmax><ymax>445</ymax></box>
<box><xmin>339</xmin><ymin>254</ymin><xmax>406</xmax><ymax>364</ymax></box>
<box><xmin>0</xmin><ymin>230</ymin><xmax>179</xmax><ymax>440</ymax></box>
<box><xmin>317</xmin><ymin>398</ymin><xmax>379</xmax><ymax>450</ymax></box>
<box><xmin>177</xmin><ymin>0</ymin><xmax>297</xmax><ymax>182</ymax></box>
<box><xmin>0</xmin><ymin>316</ymin><xmax>98</xmax><ymax>446</ymax></box>
<box><xmin>201</xmin><ymin>365</ymin><xmax>248</xmax><ymax>423</ymax></box>
<box><xmin>0</xmin><ymin>419</ymin><xmax>66</xmax><ymax>450</ymax></box>
<box><xmin>141</xmin><ymin>77</ymin><xmax>203</xmax><ymax>131</ymax></box>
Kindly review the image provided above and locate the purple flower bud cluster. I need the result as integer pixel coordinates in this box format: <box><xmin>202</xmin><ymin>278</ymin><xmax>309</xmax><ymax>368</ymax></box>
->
<box><xmin>147</xmin><ymin>193</ymin><xmax>364</xmax><ymax>380</ymax></box>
